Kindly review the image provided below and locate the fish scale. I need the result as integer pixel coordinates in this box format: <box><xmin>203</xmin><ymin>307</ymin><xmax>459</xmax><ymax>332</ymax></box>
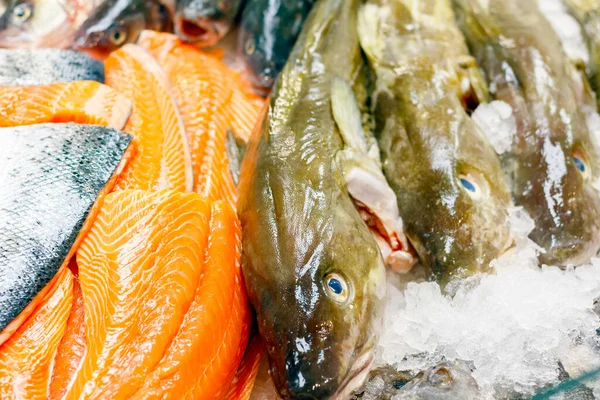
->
<box><xmin>0</xmin><ymin>123</ymin><xmax>132</xmax><ymax>333</ymax></box>
<box><xmin>0</xmin><ymin>49</ymin><xmax>104</xmax><ymax>85</ymax></box>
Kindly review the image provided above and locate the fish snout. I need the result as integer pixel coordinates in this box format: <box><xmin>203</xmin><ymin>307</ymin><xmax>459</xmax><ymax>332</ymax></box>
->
<box><xmin>175</xmin><ymin>15</ymin><xmax>224</xmax><ymax>45</ymax></box>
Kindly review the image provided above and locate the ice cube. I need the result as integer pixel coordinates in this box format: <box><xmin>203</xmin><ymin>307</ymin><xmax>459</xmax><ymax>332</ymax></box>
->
<box><xmin>472</xmin><ymin>101</ymin><xmax>516</xmax><ymax>155</ymax></box>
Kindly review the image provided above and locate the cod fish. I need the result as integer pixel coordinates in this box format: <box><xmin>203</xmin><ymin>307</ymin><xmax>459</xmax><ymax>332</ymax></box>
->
<box><xmin>563</xmin><ymin>0</ymin><xmax>600</xmax><ymax>110</ymax></box>
<box><xmin>0</xmin><ymin>123</ymin><xmax>132</xmax><ymax>335</ymax></box>
<box><xmin>0</xmin><ymin>49</ymin><xmax>104</xmax><ymax>85</ymax></box>
<box><xmin>238</xmin><ymin>0</ymin><xmax>416</xmax><ymax>396</ymax></box>
<box><xmin>174</xmin><ymin>0</ymin><xmax>241</xmax><ymax>46</ymax></box>
<box><xmin>454</xmin><ymin>0</ymin><xmax>600</xmax><ymax>265</ymax></box>
<box><xmin>358</xmin><ymin>0</ymin><xmax>513</xmax><ymax>282</ymax></box>
<box><xmin>0</xmin><ymin>0</ymin><xmax>101</xmax><ymax>48</ymax></box>
<box><xmin>73</xmin><ymin>0</ymin><xmax>173</xmax><ymax>59</ymax></box>
<box><xmin>238</xmin><ymin>0</ymin><xmax>315</xmax><ymax>94</ymax></box>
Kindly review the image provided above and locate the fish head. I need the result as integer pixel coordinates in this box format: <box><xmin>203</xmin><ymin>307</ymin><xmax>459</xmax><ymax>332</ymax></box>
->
<box><xmin>174</xmin><ymin>0</ymin><xmax>239</xmax><ymax>46</ymax></box>
<box><xmin>238</xmin><ymin>25</ymin><xmax>281</xmax><ymax>94</ymax></box>
<box><xmin>253</xmin><ymin>224</ymin><xmax>386</xmax><ymax>399</ymax></box>
<box><xmin>73</xmin><ymin>4</ymin><xmax>146</xmax><ymax>58</ymax></box>
<box><xmin>389</xmin><ymin>106</ymin><xmax>513</xmax><ymax>283</ymax></box>
<box><xmin>0</xmin><ymin>0</ymin><xmax>80</xmax><ymax>48</ymax></box>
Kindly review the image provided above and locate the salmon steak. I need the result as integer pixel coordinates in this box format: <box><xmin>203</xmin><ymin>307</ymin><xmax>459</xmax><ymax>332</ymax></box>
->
<box><xmin>0</xmin><ymin>123</ymin><xmax>132</xmax><ymax>340</ymax></box>
<box><xmin>0</xmin><ymin>81</ymin><xmax>132</xmax><ymax>129</ymax></box>
<box><xmin>62</xmin><ymin>190</ymin><xmax>251</xmax><ymax>399</ymax></box>
<box><xmin>105</xmin><ymin>44</ymin><xmax>193</xmax><ymax>192</ymax></box>
<box><xmin>0</xmin><ymin>49</ymin><xmax>105</xmax><ymax>85</ymax></box>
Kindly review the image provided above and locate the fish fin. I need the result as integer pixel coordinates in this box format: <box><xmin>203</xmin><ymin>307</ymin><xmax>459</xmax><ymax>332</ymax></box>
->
<box><xmin>226</xmin><ymin>129</ymin><xmax>246</xmax><ymax>186</ymax></box>
<box><xmin>331</xmin><ymin>76</ymin><xmax>368</xmax><ymax>151</ymax></box>
<box><xmin>357</xmin><ymin>3</ymin><xmax>385</xmax><ymax>64</ymax></box>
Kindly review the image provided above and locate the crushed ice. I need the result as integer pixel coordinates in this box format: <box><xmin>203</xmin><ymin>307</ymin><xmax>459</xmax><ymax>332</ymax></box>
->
<box><xmin>471</xmin><ymin>100</ymin><xmax>516</xmax><ymax>155</ymax></box>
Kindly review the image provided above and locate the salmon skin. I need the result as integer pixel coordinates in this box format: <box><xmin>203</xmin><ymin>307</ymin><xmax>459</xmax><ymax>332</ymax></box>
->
<box><xmin>0</xmin><ymin>49</ymin><xmax>105</xmax><ymax>85</ymax></box>
<box><xmin>0</xmin><ymin>123</ymin><xmax>132</xmax><ymax>333</ymax></box>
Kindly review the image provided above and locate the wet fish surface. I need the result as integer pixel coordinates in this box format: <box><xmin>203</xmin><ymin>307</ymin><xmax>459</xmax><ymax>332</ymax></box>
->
<box><xmin>175</xmin><ymin>0</ymin><xmax>242</xmax><ymax>46</ymax></box>
<box><xmin>238</xmin><ymin>0</ymin><xmax>393</xmax><ymax>397</ymax></box>
<box><xmin>238</xmin><ymin>0</ymin><xmax>315</xmax><ymax>94</ymax></box>
<box><xmin>0</xmin><ymin>0</ymin><xmax>102</xmax><ymax>48</ymax></box>
<box><xmin>358</xmin><ymin>0</ymin><xmax>513</xmax><ymax>282</ymax></box>
<box><xmin>0</xmin><ymin>49</ymin><xmax>104</xmax><ymax>85</ymax></box>
<box><xmin>454</xmin><ymin>0</ymin><xmax>600</xmax><ymax>266</ymax></box>
<box><xmin>73</xmin><ymin>0</ymin><xmax>173</xmax><ymax>59</ymax></box>
<box><xmin>0</xmin><ymin>123</ymin><xmax>132</xmax><ymax>332</ymax></box>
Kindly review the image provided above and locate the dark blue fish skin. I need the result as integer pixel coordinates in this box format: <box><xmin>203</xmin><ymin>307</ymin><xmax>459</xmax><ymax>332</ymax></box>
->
<box><xmin>0</xmin><ymin>123</ymin><xmax>132</xmax><ymax>332</ymax></box>
<box><xmin>0</xmin><ymin>49</ymin><xmax>105</xmax><ymax>85</ymax></box>
<box><xmin>238</xmin><ymin>0</ymin><xmax>315</xmax><ymax>93</ymax></box>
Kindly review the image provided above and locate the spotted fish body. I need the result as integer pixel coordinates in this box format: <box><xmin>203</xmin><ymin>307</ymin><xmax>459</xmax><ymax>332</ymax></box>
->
<box><xmin>453</xmin><ymin>0</ymin><xmax>600</xmax><ymax>265</ymax></box>
<box><xmin>358</xmin><ymin>0</ymin><xmax>513</xmax><ymax>283</ymax></box>
<box><xmin>238</xmin><ymin>0</ymin><xmax>315</xmax><ymax>94</ymax></box>
<box><xmin>0</xmin><ymin>123</ymin><xmax>132</xmax><ymax>332</ymax></box>
<box><xmin>0</xmin><ymin>49</ymin><xmax>105</xmax><ymax>85</ymax></box>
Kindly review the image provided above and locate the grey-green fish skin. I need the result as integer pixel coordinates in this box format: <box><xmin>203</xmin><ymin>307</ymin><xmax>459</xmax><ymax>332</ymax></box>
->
<box><xmin>0</xmin><ymin>123</ymin><xmax>132</xmax><ymax>332</ymax></box>
<box><xmin>453</xmin><ymin>0</ymin><xmax>600</xmax><ymax>266</ymax></box>
<box><xmin>0</xmin><ymin>49</ymin><xmax>104</xmax><ymax>85</ymax></box>
<box><xmin>238</xmin><ymin>0</ymin><xmax>315</xmax><ymax>94</ymax></box>
<box><xmin>237</xmin><ymin>0</ymin><xmax>386</xmax><ymax>397</ymax></box>
<box><xmin>563</xmin><ymin>0</ymin><xmax>600</xmax><ymax>110</ymax></box>
<box><xmin>174</xmin><ymin>0</ymin><xmax>241</xmax><ymax>46</ymax></box>
<box><xmin>358</xmin><ymin>0</ymin><xmax>512</xmax><ymax>283</ymax></box>
<box><xmin>73</xmin><ymin>0</ymin><xmax>173</xmax><ymax>58</ymax></box>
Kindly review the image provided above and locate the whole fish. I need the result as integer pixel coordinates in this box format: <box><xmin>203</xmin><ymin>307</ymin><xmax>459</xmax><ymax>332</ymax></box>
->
<box><xmin>453</xmin><ymin>0</ymin><xmax>600</xmax><ymax>266</ymax></box>
<box><xmin>73</xmin><ymin>0</ymin><xmax>173</xmax><ymax>59</ymax></box>
<box><xmin>174</xmin><ymin>0</ymin><xmax>241</xmax><ymax>46</ymax></box>
<box><xmin>238</xmin><ymin>0</ymin><xmax>315</xmax><ymax>94</ymax></box>
<box><xmin>563</xmin><ymin>0</ymin><xmax>600</xmax><ymax>110</ymax></box>
<box><xmin>358</xmin><ymin>0</ymin><xmax>513</xmax><ymax>283</ymax></box>
<box><xmin>0</xmin><ymin>123</ymin><xmax>132</xmax><ymax>333</ymax></box>
<box><xmin>0</xmin><ymin>49</ymin><xmax>104</xmax><ymax>85</ymax></box>
<box><xmin>238</xmin><ymin>0</ymin><xmax>413</xmax><ymax>396</ymax></box>
<box><xmin>0</xmin><ymin>0</ymin><xmax>100</xmax><ymax>48</ymax></box>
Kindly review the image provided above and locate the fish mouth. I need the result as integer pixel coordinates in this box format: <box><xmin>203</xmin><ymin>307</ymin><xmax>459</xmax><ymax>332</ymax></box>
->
<box><xmin>330</xmin><ymin>351</ymin><xmax>375</xmax><ymax>399</ymax></box>
<box><xmin>175</xmin><ymin>16</ymin><xmax>226</xmax><ymax>46</ymax></box>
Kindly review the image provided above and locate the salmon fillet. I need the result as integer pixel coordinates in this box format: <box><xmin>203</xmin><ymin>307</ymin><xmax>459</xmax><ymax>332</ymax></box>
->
<box><xmin>0</xmin><ymin>267</ymin><xmax>74</xmax><ymax>400</ymax></box>
<box><xmin>105</xmin><ymin>44</ymin><xmax>193</xmax><ymax>192</ymax></box>
<box><xmin>0</xmin><ymin>81</ymin><xmax>132</xmax><ymax>129</ymax></box>
<box><xmin>48</xmin><ymin>271</ymin><xmax>86</xmax><ymax>400</ymax></box>
<box><xmin>66</xmin><ymin>190</ymin><xmax>211</xmax><ymax>399</ymax></box>
<box><xmin>138</xmin><ymin>31</ymin><xmax>264</xmax><ymax>205</ymax></box>
<box><xmin>224</xmin><ymin>335</ymin><xmax>264</xmax><ymax>400</ymax></box>
<box><xmin>130</xmin><ymin>201</ymin><xmax>252</xmax><ymax>399</ymax></box>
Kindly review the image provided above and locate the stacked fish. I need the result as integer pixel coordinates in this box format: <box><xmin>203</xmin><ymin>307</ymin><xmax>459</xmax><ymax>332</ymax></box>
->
<box><xmin>238</xmin><ymin>0</ymin><xmax>600</xmax><ymax>398</ymax></box>
<box><xmin>0</xmin><ymin>31</ymin><xmax>265</xmax><ymax>399</ymax></box>
<box><xmin>0</xmin><ymin>0</ymin><xmax>317</xmax><ymax>95</ymax></box>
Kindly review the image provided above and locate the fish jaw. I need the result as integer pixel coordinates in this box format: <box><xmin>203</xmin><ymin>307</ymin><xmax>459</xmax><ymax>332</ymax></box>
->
<box><xmin>175</xmin><ymin>15</ymin><xmax>227</xmax><ymax>45</ymax></box>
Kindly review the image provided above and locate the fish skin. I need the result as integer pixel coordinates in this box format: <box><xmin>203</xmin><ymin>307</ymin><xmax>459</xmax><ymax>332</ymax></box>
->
<box><xmin>454</xmin><ymin>0</ymin><xmax>600</xmax><ymax>266</ymax></box>
<box><xmin>0</xmin><ymin>123</ymin><xmax>132</xmax><ymax>335</ymax></box>
<box><xmin>174</xmin><ymin>0</ymin><xmax>242</xmax><ymax>46</ymax></box>
<box><xmin>0</xmin><ymin>81</ymin><xmax>132</xmax><ymax>130</ymax></box>
<box><xmin>563</xmin><ymin>0</ymin><xmax>600</xmax><ymax>110</ymax></box>
<box><xmin>358</xmin><ymin>0</ymin><xmax>512</xmax><ymax>283</ymax></box>
<box><xmin>0</xmin><ymin>49</ymin><xmax>104</xmax><ymax>85</ymax></box>
<box><xmin>105</xmin><ymin>43</ymin><xmax>194</xmax><ymax>192</ymax></box>
<box><xmin>73</xmin><ymin>0</ymin><xmax>173</xmax><ymax>59</ymax></box>
<box><xmin>0</xmin><ymin>0</ymin><xmax>101</xmax><ymax>49</ymax></box>
<box><xmin>238</xmin><ymin>0</ymin><xmax>387</xmax><ymax>397</ymax></box>
<box><xmin>0</xmin><ymin>267</ymin><xmax>73</xmax><ymax>400</ymax></box>
<box><xmin>238</xmin><ymin>0</ymin><xmax>315</xmax><ymax>94</ymax></box>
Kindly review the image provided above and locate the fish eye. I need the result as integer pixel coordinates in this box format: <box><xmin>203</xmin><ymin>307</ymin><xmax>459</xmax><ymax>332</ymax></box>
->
<box><xmin>323</xmin><ymin>272</ymin><xmax>350</xmax><ymax>304</ymax></box>
<box><xmin>109</xmin><ymin>27</ymin><xmax>127</xmax><ymax>46</ymax></box>
<box><xmin>458</xmin><ymin>173</ymin><xmax>482</xmax><ymax>200</ymax></box>
<box><xmin>244</xmin><ymin>36</ymin><xmax>255</xmax><ymax>56</ymax></box>
<box><xmin>218</xmin><ymin>0</ymin><xmax>229</xmax><ymax>11</ymax></box>
<box><xmin>429</xmin><ymin>367</ymin><xmax>453</xmax><ymax>387</ymax></box>
<box><xmin>11</xmin><ymin>3</ymin><xmax>32</xmax><ymax>24</ymax></box>
<box><xmin>573</xmin><ymin>150</ymin><xmax>590</xmax><ymax>180</ymax></box>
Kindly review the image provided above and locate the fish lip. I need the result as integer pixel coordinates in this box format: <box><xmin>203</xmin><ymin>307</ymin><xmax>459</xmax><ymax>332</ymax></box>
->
<box><xmin>330</xmin><ymin>351</ymin><xmax>375</xmax><ymax>399</ymax></box>
<box><xmin>174</xmin><ymin>16</ymin><xmax>226</xmax><ymax>46</ymax></box>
